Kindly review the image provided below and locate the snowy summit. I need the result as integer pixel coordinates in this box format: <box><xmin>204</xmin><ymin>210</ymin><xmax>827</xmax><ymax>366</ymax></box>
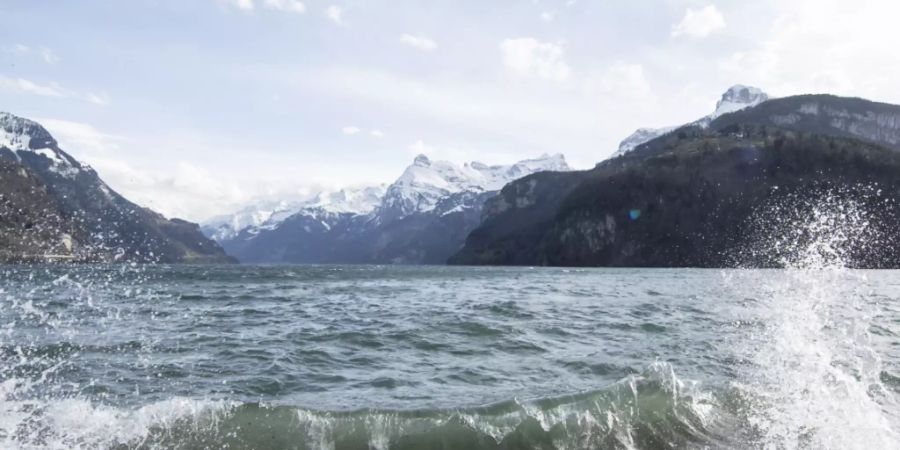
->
<box><xmin>382</xmin><ymin>153</ymin><xmax>570</xmax><ymax>216</ymax></box>
<box><xmin>612</xmin><ymin>85</ymin><xmax>770</xmax><ymax>158</ymax></box>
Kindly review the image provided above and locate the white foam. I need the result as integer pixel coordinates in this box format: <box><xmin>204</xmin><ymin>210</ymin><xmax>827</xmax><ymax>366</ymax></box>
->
<box><xmin>732</xmin><ymin>194</ymin><xmax>900</xmax><ymax>449</ymax></box>
<box><xmin>0</xmin><ymin>393</ymin><xmax>230</xmax><ymax>450</ymax></box>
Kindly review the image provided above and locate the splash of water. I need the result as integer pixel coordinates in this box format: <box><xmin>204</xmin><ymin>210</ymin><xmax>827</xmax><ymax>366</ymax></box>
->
<box><xmin>733</xmin><ymin>189</ymin><xmax>900</xmax><ymax>449</ymax></box>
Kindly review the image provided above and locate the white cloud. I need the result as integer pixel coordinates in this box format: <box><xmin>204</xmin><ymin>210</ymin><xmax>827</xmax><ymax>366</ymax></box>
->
<box><xmin>85</xmin><ymin>92</ymin><xmax>110</xmax><ymax>106</ymax></box>
<box><xmin>226</xmin><ymin>0</ymin><xmax>306</xmax><ymax>13</ymax></box>
<box><xmin>671</xmin><ymin>5</ymin><xmax>726</xmax><ymax>38</ymax></box>
<box><xmin>344</xmin><ymin>126</ymin><xmax>385</xmax><ymax>138</ymax></box>
<box><xmin>584</xmin><ymin>62</ymin><xmax>652</xmax><ymax>98</ymax></box>
<box><xmin>400</xmin><ymin>34</ymin><xmax>438</xmax><ymax>51</ymax></box>
<box><xmin>229</xmin><ymin>0</ymin><xmax>255</xmax><ymax>10</ymax></box>
<box><xmin>499</xmin><ymin>38</ymin><xmax>570</xmax><ymax>82</ymax></box>
<box><xmin>38</xmin><ymin>118</ymin><xmax>124</xmax><ymax>155</ymax></box>
<box><xmin>408</xmin><ymin>139</ymin><xmax>434</xmax><ymax>156</ymax></box>
<box><xmin>0</xmin><ymin>75</ymin><xmax>109</xmax><ymax>105</ymax></box>
<box><xmin>540</xmin><ymin>11</ymin><xmax>554</xmax><ymax>22</ymax></box>
<box><xmin>35</xmin><ymin>119</ymin><xmax>257</xmax><ymax>220</ymax></box>
<box><xmin>263</xmin><ymin>0</ymin><xmax>305</xmax><ymax>13</ymax></box>
<box><xmin>276</xmin><ymin>65</ymin><xmax>603</xmax><ymax>159</ymax></box>
<box><xmin>716</xmin><ymin>0</ymin><xmax>900</xmax><ymax>103</ymax></box>
<box><xmin>39</xmin><ymin>47</ymin><xmax>59</xmax><ymax>64</ymax></box>
<box><xmin>404</xmin><ymin>139</ymin><xmax>504</xmax><ymax>164</ymax></box>
<box><xmin>325</xmin><ymin>5</ymin><xmax>344</xmax><ymax>24</ymax></box>
<box><xmin>0</xmin><ymin>76</ymin><xmax>66</xmax><ymax>97</ymax></box>
<box><xmin>88</xmin><ymin>157</ymin><xmax>251</xmax><ymax>221</ymax></box>
<box><xmin>3</xmin><ymin>45</ymin><xmax>60</xmax><ymax>64</ymax></box>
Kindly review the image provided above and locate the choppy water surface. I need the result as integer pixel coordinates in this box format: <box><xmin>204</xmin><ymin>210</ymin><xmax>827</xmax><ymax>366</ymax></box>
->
<box><xmin>1</xmin><ymin>263</ymin><xmax>899</xmax><ymax>449</ymax></box>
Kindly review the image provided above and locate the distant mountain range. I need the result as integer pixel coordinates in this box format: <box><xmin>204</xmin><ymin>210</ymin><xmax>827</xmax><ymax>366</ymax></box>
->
<box><xmin>203</xmin><ymin>153</ymin><xmax>571</xmax><ymax>264</ymax></box>
<box><xmin>7</xmin><ymin>84</ymin><xmax>900</xmax><ymax>268</ymax></box>
<box><xmin>0</xmin><ymin>112</ymin><xmax>233</xmax><ymax>263</ymax></box>
<box><xmin>451</xmin><ymin>87</ymin><xmax>900</xmax><ymax>268</ymax></box>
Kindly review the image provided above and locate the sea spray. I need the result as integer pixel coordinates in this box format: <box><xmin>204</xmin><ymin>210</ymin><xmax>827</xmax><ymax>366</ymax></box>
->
<box><xmin>731</xmin><ymin>189</ymin><xmax>900</xmax><ymax>448</ymax></box>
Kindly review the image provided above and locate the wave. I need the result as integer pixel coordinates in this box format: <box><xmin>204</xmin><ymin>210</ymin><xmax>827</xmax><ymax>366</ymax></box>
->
<box><xmin>0</xmin><ymin>362</ymin><xmax>727</xmax><ymax>450</ymax></box>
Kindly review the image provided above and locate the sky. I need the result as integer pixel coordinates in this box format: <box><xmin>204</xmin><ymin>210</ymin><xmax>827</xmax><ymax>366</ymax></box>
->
<box><xmin>2</xmin><ymin>0</ymin><xmax>899</xmax><ymax>222</ymax></box>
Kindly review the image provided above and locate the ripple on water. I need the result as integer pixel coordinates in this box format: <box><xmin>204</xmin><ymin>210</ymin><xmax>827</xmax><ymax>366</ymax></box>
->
<box><xmin>640</xmin><ymin>323</ymin><xmax>667</xmax><ymax>333</ymax></box>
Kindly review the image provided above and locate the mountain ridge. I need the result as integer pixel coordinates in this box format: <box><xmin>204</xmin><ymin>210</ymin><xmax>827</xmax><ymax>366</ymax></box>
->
<box><xmin>613</xmin><ymin>85</ymin><xmax>770</xmax><ymax>158</ymax></box>
<box><xmin>451</xmin><ymin>91</ymin><xmax>900</xmax><ymax>268</ymax></box>
<box><xmin>205</xmin><ymin>152</ymin><xmax>571</xmax><ymax>264</ymax></box>
<box><xmin>0</xmin><ymin>112</ymin><xmax>234</xmax><ymax>263</ymax></box>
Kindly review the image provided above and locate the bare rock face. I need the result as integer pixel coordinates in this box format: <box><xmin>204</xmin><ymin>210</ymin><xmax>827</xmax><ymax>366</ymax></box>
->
<box><xmin>0</xmin><ymin>112</ymin><xmax>234</xmax><ymax>263</ymax></box>
<box><xmin>0</xmin><ymin>159</ymin><xmax>82</xmax><ymax>262</ymax></box>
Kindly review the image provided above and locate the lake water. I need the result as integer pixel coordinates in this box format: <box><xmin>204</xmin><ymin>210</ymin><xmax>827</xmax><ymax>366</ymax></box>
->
<box><xmin>1</xmin><ymin>264</ymin><xmax>898</xmax><ymax>449</ymax></box>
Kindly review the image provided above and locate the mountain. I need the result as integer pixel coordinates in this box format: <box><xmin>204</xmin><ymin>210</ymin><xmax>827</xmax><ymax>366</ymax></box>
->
<box><xmin>202</xmin><ymin>185</ymin><xmax>386</xmax><ymax>243</ymax></box>
<box><xmin>206</xmin><ymin>153</ymin><xmax>571</xmax><ymax>264</ymax></box>
<box><xmin>0</xmin><ymin>158</ymin><xmax>82</xmax><ymax>262</ymax></box>
<box><xmin>450</xmin><ymin>92</ymin><xmax>900</xmax><ymax>268</ymax></box>
<box><xmin>0</xmin><ymin>112</ymin><xmax>234</xmax><ymax>263</ymax></box>
<box><xmin>710</xmin><ymin>94</ymin><xmax>900</xmax><ymax>151</ymax></box>
<box><xmin>612</xmin><ymin>85</ymin><xmax>769</xmax><ymax>157</ymax></box>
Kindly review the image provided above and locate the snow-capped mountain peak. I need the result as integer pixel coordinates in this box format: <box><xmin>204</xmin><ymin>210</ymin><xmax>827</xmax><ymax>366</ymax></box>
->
<box><xmin>710</xmin><ymin>85</ymin><xmax>769</xmax><ymax>120</ymax></box>
<box><xmin>382</xmin><ymin>153</ymin><xmax>571</xmax><ymax>216</ymax></box>
<box><xmin>612</xmin><ymin>85</ymin><xmax>770</xmax><ymax>158</ymax></box>
<box><xmin>202</xmin><ymin>184</ymin><xmax>388</xmax><ymax>241</ymax></box>
<box><xmin>309</xmin><ymin>185</ymin><xmax>388</xmax><ymax>215</ymax></box>
<box><xmin>204</xmin><ymin>152</ymin><xmax>572</xmax><ymax>255</ymax></box>
<box><xmin>0</xmin><ymin>112</ymin><xmax>57</xmax><ymax>151</ymax></box>
<box><xmin>202</xmin><ymin>199</ymin><xmax>308</xmax><ymax>241</ymax></box>
<box><xmin>614</xmin><ymin>127</ymin><xmax>678</xmax><ymax>156</ymax></box>
<box><xmin>0</xmin><ymin>112</ymin><xmax>82</xmax><ymax>178</ymax></box>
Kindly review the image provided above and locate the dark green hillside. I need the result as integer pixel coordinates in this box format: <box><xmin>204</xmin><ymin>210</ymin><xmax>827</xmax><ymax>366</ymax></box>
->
<box><xmin>710</xmin><ymin>94</ymin><xmax>900</xmax><ymax>150</ymax></box>
<box><xmin>452</xmin><ymin>121</ymin><xmax>900</xmax><ymax>268</ymax></box>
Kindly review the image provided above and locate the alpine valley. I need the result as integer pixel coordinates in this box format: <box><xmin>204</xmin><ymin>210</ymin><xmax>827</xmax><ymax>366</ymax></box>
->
<box><xmin>0</xmin><ymin>112</ymin><xmax>233</xmax><ymax>263</ymax></box>
<box><xmin>202</xmin><ymin>154</ymin><xmax>571</xmax><ymax>264</ymax></box>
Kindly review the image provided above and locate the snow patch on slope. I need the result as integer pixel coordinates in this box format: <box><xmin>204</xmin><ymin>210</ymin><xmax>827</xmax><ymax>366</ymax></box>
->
<box><xmin>710</xmin><ymin>85</ymin><xmax>769</xmax><ymax>120</ymax></box>
<box><xmin>0</xmin><ymin>112</ymin><xmax>81</xmax><ymax>178</ymax></box>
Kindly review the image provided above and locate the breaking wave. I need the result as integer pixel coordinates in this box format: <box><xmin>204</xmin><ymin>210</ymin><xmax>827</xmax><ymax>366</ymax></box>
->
<box><xmin>1</xmin><ymin>363</ymin><xmax>724</xmax><ymax>450</ymax></box>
